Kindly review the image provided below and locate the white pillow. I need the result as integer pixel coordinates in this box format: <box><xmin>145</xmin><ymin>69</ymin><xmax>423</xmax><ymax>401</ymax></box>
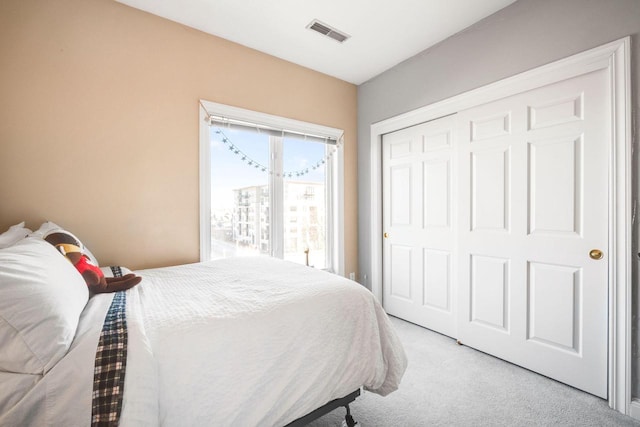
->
<box><xmin>0</xmin><ymin>238</ymin><xmax>89</xmax><ymax>374</ymax></box>
<box><xmin>0</xmin><ymin>222</ymin><xmax>33</xmax><ymax>249</ymax></box>
<box><xmin>31</xmin><ymin>221</ymin><xmax>99</xmax><ymax>266</ymax></box>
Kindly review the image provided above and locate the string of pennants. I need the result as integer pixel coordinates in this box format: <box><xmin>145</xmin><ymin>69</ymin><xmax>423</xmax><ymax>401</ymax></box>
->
<box><xmin>212</xmin><ymin>127</ymin><xmax>342</xmax><ymax>178</ymax></box>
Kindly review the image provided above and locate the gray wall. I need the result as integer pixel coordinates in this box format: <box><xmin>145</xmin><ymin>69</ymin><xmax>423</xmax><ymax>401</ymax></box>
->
<box><xmin>357</xmin><ymin>0</ymin><xmax>640</xmax><ymax>398</ymax></box>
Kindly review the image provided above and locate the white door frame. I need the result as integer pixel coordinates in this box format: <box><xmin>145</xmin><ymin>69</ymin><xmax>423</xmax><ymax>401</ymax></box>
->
<box><xmin>369</xmin><ymin>37</ymin><xmax>632</xmax><ymax>415</ymax></box>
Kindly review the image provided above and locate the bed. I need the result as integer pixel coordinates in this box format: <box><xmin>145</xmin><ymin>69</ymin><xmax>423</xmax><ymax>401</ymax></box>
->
<box><xmin>0</xmin><ymin>223</ymin><xmax>407</xmax><ymax>426</ymax></box>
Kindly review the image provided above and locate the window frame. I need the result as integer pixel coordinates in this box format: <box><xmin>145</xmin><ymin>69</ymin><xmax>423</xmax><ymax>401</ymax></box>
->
<box><xmin>199</xmin><ymin>100</ymin><xmax>345</xmax><ymax>275</ymax></box>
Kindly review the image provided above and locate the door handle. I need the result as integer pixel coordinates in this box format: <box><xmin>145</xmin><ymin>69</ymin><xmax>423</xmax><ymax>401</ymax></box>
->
<box><xmin>589</xmin><ymin>249</ymin><xmax>603</xmax><ymax>260</ymax></box>
<box><xmin>384</xmin><ymin>232</ymin><xmax>389</xmax><ymax>238</ymax></box>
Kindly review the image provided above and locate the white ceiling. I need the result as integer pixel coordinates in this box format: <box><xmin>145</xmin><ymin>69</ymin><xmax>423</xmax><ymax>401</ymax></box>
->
<box><xmin>116</xmin><ymin>0</ymin><xmax>518</xmax><ymax>85</ymax></box>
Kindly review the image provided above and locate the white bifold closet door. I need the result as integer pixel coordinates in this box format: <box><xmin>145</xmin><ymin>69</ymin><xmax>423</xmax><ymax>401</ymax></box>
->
<box><xmin>382</xmin><ymin>68</ymin><xmax>609</xmax><ymax>398</ymax></box>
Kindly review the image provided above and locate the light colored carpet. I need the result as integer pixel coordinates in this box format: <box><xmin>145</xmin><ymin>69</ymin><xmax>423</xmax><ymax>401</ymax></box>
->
<box><xmin>307</xmin><ymin>317</ymin><xmax>639</xmax><ymax>427</ymax></box>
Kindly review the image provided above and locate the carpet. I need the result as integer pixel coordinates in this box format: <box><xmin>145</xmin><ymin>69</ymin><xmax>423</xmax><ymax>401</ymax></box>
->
<box><xmin>306</xmin><ymin>316</ymin><xmax>639</xmax><ymax>426</ymax></box>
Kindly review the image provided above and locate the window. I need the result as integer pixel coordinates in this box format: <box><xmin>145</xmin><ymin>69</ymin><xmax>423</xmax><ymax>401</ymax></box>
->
<box><xmin>199</xmin><ymin>101</ymin><xmax>345</xmax><ymax>274</ymax></box>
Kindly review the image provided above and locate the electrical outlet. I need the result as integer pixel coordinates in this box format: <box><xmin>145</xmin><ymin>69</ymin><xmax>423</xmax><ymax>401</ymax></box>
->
<box><xmin>349</xmin><ymin>272</ymin><xmax>355</xmax><ymax>281</ymax></box>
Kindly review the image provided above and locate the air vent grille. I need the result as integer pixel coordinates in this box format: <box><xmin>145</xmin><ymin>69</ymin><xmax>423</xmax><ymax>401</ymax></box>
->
<box><xmin>307</xmin><ymin>19</ymin><xmax>350</xmax><ymax>43</ymax></box>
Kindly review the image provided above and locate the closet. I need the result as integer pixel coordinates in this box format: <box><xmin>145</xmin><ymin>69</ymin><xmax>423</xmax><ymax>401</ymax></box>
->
<box><xmin>382</xmin><ymin>69</ymin><xmax>609</xmax><ymax>398</ymax></box>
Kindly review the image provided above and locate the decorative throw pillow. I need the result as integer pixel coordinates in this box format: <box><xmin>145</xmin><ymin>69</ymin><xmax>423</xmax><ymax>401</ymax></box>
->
<box><xmin>0</xmin><ymin>238</ymin><xmax>89</xmax><ymax>374</ymax></box>
<box><xmin>0</xmin><ymin>222</ymin><xmax>32</xmax><ymax>249</ymax></box>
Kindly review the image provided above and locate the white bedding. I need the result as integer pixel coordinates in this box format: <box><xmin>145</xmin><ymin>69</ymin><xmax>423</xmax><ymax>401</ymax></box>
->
<box><xmin>0</xmin><ymin>291</ymin><xmax>114</xmax><ymax>426</ymax></box>
<box><xmin>1</xmin><ymin>257</ymin><xmax>407</xmax><ymax>426</ymax></box>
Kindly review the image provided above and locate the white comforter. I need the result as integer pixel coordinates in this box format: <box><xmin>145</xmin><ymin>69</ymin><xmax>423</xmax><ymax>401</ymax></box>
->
<box><xmin>2</xmin><ymin>257</ymin><xmax>407</xmax><ymax>426</ymax></box>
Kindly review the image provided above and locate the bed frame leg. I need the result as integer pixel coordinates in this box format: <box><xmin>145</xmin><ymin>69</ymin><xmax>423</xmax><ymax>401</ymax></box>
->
<box><xmin>343</xmin><ymin>404</ymin><xmax>358</xmax><ymax>427</ymax></box>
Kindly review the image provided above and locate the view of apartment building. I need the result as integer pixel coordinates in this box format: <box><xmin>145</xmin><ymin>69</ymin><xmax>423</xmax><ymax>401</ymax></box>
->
<box><xmin>212</xmin><ymin>180</ymin><xmax>326</xmax><ymax>267</ymax></box>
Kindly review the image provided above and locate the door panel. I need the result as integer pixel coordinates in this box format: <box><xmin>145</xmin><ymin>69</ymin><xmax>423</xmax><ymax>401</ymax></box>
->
<box><xmin>423</xmin><ymin>249</ymin><xmax>451</xmax><ymax>311</ymax></box>
<box><xmin>382</xmin><ymin>115</ymin><xmax>458</xmax><ymax>339</ymax></box>
<box><xmin>470</xmin><ymin>255</ymin><xmax>509</xmax><ymax>331</ymax></box>
<box><xmin>527</xmin><ymin>262</ymin><xmax>581</xmax><ymax>352</ymax></box>
<box><xmin>471</xmin><ymin>147</ymin><xmax>510</xmax><ymax>232</ymax></box>
<box><xmin>390</xmin><ymin>165</ymin><xmax>412</xmax><ymax>226</ymax></box>
<box><xmin>470</xmin><ymin>112</ymin><xmax>511</xmax><ymax>141</ymax></box>
<box><xmin>423</xmin><ymin>160</ymin><xmax>450</xmax><ymax>228</ymax></box>
<box><xmin>528</xmin><ymin>136</ymin><xmax>582</xmax><ymax>235</ymax></box>
<box><xmin>457</xmin><ymin>69</ymin><xmax>608</xmax><ymax>398</ymax></box>
<box><xmin>528</xmin><ymin>93</ymin><xmax>583</xmax><ymax>130</ymax></box>
<box><xmin>389</xmin><ymin>244</ymin><xmax>412</xmax><ymax>300</ymax></box>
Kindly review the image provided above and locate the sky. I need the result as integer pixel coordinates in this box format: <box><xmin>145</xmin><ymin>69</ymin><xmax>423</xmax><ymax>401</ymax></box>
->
<box><xmin>210</xmin><ymin>127</ymin><xmax>327</xmax><ymax>210</ymax></box>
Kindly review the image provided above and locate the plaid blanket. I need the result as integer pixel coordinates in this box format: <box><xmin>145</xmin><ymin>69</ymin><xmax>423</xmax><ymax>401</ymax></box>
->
<box><xmin>91</xmin><ymin>267</ymin><xmax>128</xmax><ymax>426</ymax></box>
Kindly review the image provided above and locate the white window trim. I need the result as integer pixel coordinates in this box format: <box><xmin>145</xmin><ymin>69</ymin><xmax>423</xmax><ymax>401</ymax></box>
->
<box><xmin>269</xmin><ymin>137</ymin><xmax>284</xmax><ymax>259</ymax></box>
<box><xmin>199</xmin><ymin>100</ymin><xmax>345</xmax><ymax>276</ymax></box>
<box><xmin>368</xmin><ymin>37</ymin><xmax>632</xmax><ymax>415</ymax></box>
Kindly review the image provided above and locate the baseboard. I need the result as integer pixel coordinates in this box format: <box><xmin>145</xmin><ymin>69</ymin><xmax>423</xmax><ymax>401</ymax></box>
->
<box><xmin>630</xmin><ymin>399</ymin><xmax>640</xmax><ymax>421</ymax></box>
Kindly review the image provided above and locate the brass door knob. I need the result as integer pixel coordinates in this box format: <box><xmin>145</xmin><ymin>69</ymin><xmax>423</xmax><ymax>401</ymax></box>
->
<box><xmin>384</xmin><ymin>232</ymin><xmax>389</xmax><ymax>238</ymax></box>
<box><xmin>589</xmin><ymin>249</ymin><xmax>603</xmax><ymax>260</ymax></box>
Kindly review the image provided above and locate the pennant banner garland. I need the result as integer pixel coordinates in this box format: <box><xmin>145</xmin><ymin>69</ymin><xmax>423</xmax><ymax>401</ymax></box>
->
<box><xmin>212</xmin><ymin>128</ymin><xmax>342</xmax><ymax>178</ymax></box>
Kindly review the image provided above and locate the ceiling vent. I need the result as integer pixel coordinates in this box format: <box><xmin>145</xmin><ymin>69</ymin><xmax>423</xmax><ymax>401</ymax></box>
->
<box><xmin>307</xmin><ymin>19</ymin><xmax>350</xmax><ymax>43</ymax></box>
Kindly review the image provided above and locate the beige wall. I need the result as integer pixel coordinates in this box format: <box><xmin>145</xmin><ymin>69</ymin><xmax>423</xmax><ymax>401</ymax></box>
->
<box><xmin>0</xmin><ymin>0</ymin><xmax>358</xmax><ymax>273</ymax></box>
